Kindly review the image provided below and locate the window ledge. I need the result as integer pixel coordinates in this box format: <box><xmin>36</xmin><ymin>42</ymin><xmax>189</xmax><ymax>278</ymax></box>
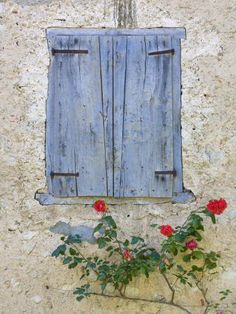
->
<box><xmin>35</xmin><ymin>189</ymin><xmax>195</xmax><ymax>205</ymax></box>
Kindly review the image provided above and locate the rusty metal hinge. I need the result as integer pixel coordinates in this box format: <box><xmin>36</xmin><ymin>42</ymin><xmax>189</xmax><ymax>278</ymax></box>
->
<box><xmin>155</xmin><ymin>170</ymin><xmax>177</xmax><ymax>176</ymax></box>
<box><xmin>148</xmin><ymin>49</ymin><xmax>175</xmax><ymax>56</ymax></box>
<box><xmin>50</xmin><ymin>172</ymin><xmax>79</xmax><ymax>177</ymax></box>
<box><xmin>51</xmin><ymin>49</ymin><xmax>88</xmax><ymax>55</ymax></box>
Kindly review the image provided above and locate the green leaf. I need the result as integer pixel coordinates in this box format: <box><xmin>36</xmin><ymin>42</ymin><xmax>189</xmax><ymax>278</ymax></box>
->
<box><xmin>65</xmin><ymin>235</ymin><xmax>81</xmax><ymax>244</ymax></box>
<box><xmin>97</xmin><ymin>238</ymin><xmax>107</xmax><ymax>249</ymax></box>
<box><xmin>109</xmin><ymin>230</ymin><xmax>117</xmax><ymax>238</ymax></box>
<box><xmin>52</xmin><ymin>244</ymin><xmax>66</xmax><ymax>257</ymax></box>
<box><xmin>177</xmin><ymin>265</ymin><xmax>185</xmax><ymax>273</ymax></box>
<box><xmin>76</xmin><ymin>296</ymin><xmax>84</xmax><ymax>302</ymax></box>
<box><xmin>150</xmin><ymin>251</ymin><xmax>161</xmax><ymax>262</ymax></box>
<box><xmin>103</xmin><ymin>216</ymin><xmax>117</xmax><ymax>228</ymax></box>
<box><xmin>174</xmin><ymin>232</ymin><xmax>188</xmax><ymax>243</ymax></box>
<box><xmin>68</xmin><ymin>261</ymin><xmax>78</xmax><ymax>269</ymax></box>
<box><xmin>192</xmin><ymin>251</ymin><xmax>204</xmax><ymax>260</ymax></box>
<box><xmin>159</xmin><ymin>261</ymin><xmax>166</xmax><ymax>272</ymax></box>
<box><xmin>74</xmin><ymin>257</ymin><xmax>83</xmax><ymax>263</ymax></box>
<box><xmin>131</xmin><ymin>236</ymin><xmax>144</xmax><ymax>245</ymax></box>
<box><xmin>204</xmin><ymin>210</ymin><xmax>216</xmax><ymax>224</ymax></box>
<box><xmin>123</xmin><ymin>239</ymin><xmax>130</xmax><ymax>247</ymax></box>
<box><xmin>93</xmin><ymin>223</ymin><xmax>103</xmax><ymax>234</ymax></box>
<box><xmin>183</xmin><ymin>254</ymin><xmax>191</xmax><ymax>262</ymax></box>
<box><xmin>63</xmin><ymin>256</ymin><xmax>72</xmax><ymax>264</ymax></box>
<box><xmin>150</xmin><ymin>224</ymin><xmax>159</xmax><ymax>228</ymax></box>
<box><xmin>191</xmin><ymin>265</ymin><xmax>203</xmax><ymax>272</ymax></box>
<box><xmin>69</xmin><ymin>248</ymin><xmax>77</xmax><ymax>256</ymax></box>
<box><xmin>206</xmin><ymin>262</ymin><xmax>217</xmax><ymax>270</ymax></box>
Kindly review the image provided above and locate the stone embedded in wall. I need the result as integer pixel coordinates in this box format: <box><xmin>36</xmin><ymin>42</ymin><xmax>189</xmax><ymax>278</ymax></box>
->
<box><xmin>50</xmin><ymin>221</ymin><xmax>99</xmax><ymax>244</ymax></box>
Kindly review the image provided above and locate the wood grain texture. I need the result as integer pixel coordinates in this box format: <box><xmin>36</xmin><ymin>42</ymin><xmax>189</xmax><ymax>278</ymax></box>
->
<box><xmin>171</xmin><ymin>37</ymin><xmax>184</xmax><ymax>195</ymax></box>
<box><xmin>47</xmin><ymin>28</ymin><xmax>186</xmax><ymax>39</ymax></box>
<box><xmin>46</xmin><ymin>35</ymin><xmax>111</xmax><ymax>196</ymax></box>
<box><xmin>113</xmin><ymin>35</ymin><xmax>173</xmax><ymax>197</ymax></box>
<box><xmin>45</xmin><ymin>29</ymin><xmax>188</xmax><ymax>201</ymax></box>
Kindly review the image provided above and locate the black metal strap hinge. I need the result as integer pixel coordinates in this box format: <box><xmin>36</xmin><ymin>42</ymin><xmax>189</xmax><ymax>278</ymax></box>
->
<box><xmin>50</xmin><ymin>172</ymin><xmax>79</xmax><ymax>177</ymax></box>
<box><xmin>155</xmin><ymin>170</ymin><xmax>177</xmax><ymax>176</ymax></box>
<box><xmin>148</xmin><ymin>49</ymin><xmax>175</xmax><ymax>56</ymax></box>
<box><xmin>52</xmin><ymin>49</ymin><xmax>88</xmax><ymax>55</ymax></box>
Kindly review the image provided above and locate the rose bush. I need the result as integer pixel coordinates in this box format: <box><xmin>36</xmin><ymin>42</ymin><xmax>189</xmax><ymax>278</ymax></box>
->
<box><xmin>52</xmin><ymin>198</ymin><xmax>232</xmax><ymax>314</ymax></box>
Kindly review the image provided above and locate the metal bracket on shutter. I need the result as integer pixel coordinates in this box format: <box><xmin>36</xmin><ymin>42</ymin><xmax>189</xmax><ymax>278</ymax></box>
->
<box><xmin>50</xmin><ymin>172</ymin><xmax>80</xmax><ymax>177</ymax></box>
<box><xmin>148</xmin><ymin>49</ymin><xmax>175</xmax><ymax>56</ymax></box>
<box><xmin>155</xmin><ymin>170</ymin><xmax>177</xmax><ymax>176</ymax></box>
<box><xmin>51</xmin><ymin>49</ymin><xmax>88</xmax><ymax>55</ymax></box>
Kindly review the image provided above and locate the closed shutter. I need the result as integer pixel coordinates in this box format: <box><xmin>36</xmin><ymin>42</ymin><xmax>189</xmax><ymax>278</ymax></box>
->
<box><xmin>43</xmin><ymin>28</ymin><xmax>187</xmax><ymax>202</ymax></box>
<box><xmin>113</xmin><ymin>35</ymin><xmax>174</xmax><ymax>197</ymax></box>
<box><xmin>46</xmin><ymin>35</ymin><xmax>113</xmax><ymax>196</ymax></box>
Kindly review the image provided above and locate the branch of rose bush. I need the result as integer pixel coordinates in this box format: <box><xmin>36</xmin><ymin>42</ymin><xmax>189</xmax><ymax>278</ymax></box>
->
<box><xmin>52</xmin><ymin>197</ymin><xmax>229</xmax><ymax>314</ymax></box>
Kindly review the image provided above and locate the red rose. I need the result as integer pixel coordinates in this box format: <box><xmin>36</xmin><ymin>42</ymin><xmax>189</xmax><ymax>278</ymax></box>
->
<box><xmin>123</xmin><ymin>249</ymin><xmax>133</xmax><ymax>261</ymax></box>
<box><xmin>215</xmin><ymin>311</ymin><xmax>224</xmax><ymax>314</ymax></box>
<box><xmin>160</xmin><ymin>225</ymin><xmax>174</xmax><ymax>237</ymax></box>
<box><xmin>93</xmin><ymin>200</ymin><xmax>108</xmax><ymax>213</ymax></box>
<box><xmin>206</xmin><ymin>198</ymin><xmax>227</xmax><ymax>215</ymax></box>
<box><xmin>186</xmin><ymin>239</ymin><xmax>198</xmax><ymax>250</ymax></box>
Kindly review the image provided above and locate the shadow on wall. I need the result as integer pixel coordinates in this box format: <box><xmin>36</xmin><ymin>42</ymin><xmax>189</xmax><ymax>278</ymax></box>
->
<box><xmin>12</xmin><ymin>0</ymin><xmax>137</xmax><ymax>28</ymax></box>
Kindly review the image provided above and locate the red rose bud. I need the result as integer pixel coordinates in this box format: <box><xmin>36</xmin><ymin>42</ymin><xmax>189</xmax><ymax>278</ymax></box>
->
<box><xmin>93</xmin><ymin>200</ymin><xmax>108</xmax><ymax>213</ymax></box>
<box><xmin>207</xmin><ymin>198</ymin><xmax>227</xmax><ymax>215</ymax></box>
<box><xmin>160</xmin><ymin>225</ymin><xmax>174</xmax><ymax>237</ymax></box>
<box><xmin>186</xmin><ymin>239</ymin><xmax>198</xmax><ymax>250</ymax></box>
<box><xmin>123</xmin><ymin>249</ymin><xmax>133</xmax><ymax>261</ymax></box>
<box><xmin>215</xmin><ymin>311</ymin><xmax>224</xmax><ymax>314</ymax></box>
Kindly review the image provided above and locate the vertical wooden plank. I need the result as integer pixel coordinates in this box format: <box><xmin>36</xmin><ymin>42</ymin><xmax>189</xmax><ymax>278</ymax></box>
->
<box><xmin>118</xmin><ymin>35</ymin><xmax>148</xmax><ymax>197</ymax></box>
<box><xmin>47</xmin><ymin>36</ymin><xmax>78</xmax><ymax>196</ymax></box>
<box><xmin>113</xmin><ymin>36</ymin><xmax>127</xmax><ymax>197</ymax></box>
<box><xmin>152</xmin><ymin>35</ymin><xmax>174</xmax><ymax>197</ymax></box>
<box><xmin>99</xmin><ymin>36</ymin><xmax>114</xmax><ymax>196</ymax></box>
<box><xmin>46</xmin><ymin>35</ymin><xmax>110</xmax><ymax>197</ymax></box>
<box><xmin>171</xmin><ymin>37</ymin><xmax>184</xmax><ymax>195</ymax></box>
<box><xmin>113</xmin><ymin>35</ymin><xmax>174</xmax><ymax>197</ymax></box>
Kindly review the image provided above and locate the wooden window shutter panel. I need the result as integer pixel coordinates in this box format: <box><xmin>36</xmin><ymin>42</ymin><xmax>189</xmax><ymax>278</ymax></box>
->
<box><xmin>113</xmin><ymin>35</ymin><xmax>174</xmax><ymax>197</ymax></box>
<box><xmin>35</xmin><ymin>28</ymin><xmax>194</xmax><ymax>205</ymax></box>
<box><xmin>46</xmin><ymin>35</ymin><xmax>113</xmax><ymax>197</ymax></box>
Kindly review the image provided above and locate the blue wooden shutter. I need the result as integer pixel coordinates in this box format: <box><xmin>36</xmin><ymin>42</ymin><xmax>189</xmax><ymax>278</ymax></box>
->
<box><xmin>113</xmin><ymin>35</ymin><xmax>175</xmax><ymax>197</ymax></box>
<box><xmin>46</xmin><ymin>35</ymin><xmax>113</xmax><ymax>196</ymax></box>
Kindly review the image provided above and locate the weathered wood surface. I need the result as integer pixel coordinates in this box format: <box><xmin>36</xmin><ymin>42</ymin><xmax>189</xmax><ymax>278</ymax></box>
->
<box><xmin>47</xmin><ymin>28</ymin><xmax>186</xmax><ymax>39</ymax></box>
<box><xmin>47</xmin><ymin>35</ymin><xmax>113</xmax><ymax>196</ymax></box>
<box><xmin>113</xmin><ymin>35</ymin><xmax>174</xmax><ymax>197</ymax></box>
<box><xmin>44</xmin><ymin>28</ymin><xmax>190</xmax><ymax>201</ymax></box>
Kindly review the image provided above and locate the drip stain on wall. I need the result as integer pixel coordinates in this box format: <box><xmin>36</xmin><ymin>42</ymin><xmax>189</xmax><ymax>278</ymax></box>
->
<box><xmin>113</xmin><ymin>0</ymin><xmax>137</xmax><ymax>27</ymax></box>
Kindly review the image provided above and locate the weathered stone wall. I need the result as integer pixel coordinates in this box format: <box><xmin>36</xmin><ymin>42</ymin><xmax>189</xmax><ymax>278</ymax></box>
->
<box><xmin>0</xmin><ymin>0</ymin><xmax>235</xmax><ymax>313</ymax></box>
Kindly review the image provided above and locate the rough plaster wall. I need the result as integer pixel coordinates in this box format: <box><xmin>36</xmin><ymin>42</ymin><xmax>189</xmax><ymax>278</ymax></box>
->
<box><xmin>0</xmin><ymin>0</ymin><xmax>236</xmax><ymax>313</ymax></box>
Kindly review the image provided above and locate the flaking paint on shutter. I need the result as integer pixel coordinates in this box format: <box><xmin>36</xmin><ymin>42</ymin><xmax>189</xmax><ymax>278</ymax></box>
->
<box><xmin>46</xmin><ymin>35</ymin><xmax>113</xmax><ymax>196</ymax></box>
